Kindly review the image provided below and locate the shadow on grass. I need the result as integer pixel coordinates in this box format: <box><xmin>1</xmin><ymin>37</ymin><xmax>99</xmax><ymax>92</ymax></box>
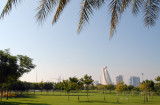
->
<box><xmin>34</xmin><ymin>94</ymin><xmax>87</xmax><ymax>96</ymax></box>
<box><xmin>12</xmin><ymin>95</ymin><xmax>38</xmax><ymax>98</ymax></box>
<box><xmin>0</xmin><ymin>101</ymin><xmax>50</xmax><ymax>105</ymax></box>
<box><xmin>79</xmin><ymin>100</ymin><xmax>123</xmax><ymax>104</ymax></box>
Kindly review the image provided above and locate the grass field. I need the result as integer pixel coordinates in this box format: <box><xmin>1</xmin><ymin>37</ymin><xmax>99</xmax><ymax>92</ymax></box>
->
<box><xmin>0</xmin><ymin>92</ymin><xmax>160</xmax><ymax>105</ymax></box>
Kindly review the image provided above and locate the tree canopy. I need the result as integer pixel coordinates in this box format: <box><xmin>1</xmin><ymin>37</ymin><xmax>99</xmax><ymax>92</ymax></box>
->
<box><xmin>0</xmin><ymin>49</ymin><xmax>36</xmax><ymax>85</ymax></box>
<box><xmin>155</xmin><ymin>76</ymin><xmax>160</xmax><ymax>82</ymax></box>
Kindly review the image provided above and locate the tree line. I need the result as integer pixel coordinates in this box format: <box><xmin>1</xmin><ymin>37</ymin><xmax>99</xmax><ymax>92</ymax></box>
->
<box><xmin>1</xmin><ymin>75</ymin><xmax>160</xmax><ymax>103</ymax></box>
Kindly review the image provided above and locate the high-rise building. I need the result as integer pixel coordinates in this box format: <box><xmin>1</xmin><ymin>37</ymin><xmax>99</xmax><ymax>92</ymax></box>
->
<box><xmin>116</xmin><ymin>75</ymin><xmax>123</xmax><ymax>84</ymax></box>
<box><xmin>129</xmin><ymin>76</ymin><xmax>140</xmax><ymax>87</ymax></box>
<box><xmin>102</xmin><ymin>66</ymin><xmax>112</xmax><ymax>85</ymax></box>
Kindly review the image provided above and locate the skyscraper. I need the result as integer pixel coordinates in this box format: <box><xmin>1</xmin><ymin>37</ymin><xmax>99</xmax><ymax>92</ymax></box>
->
<box><xmin>102</xmin><ymin>66</ymin><xmax>112</xmax><ymax>85</ymax></box>
<box><xmin>116</xmin><ymin>75</ymin><xmax>123</xmax><ymax>84</ymax></box>
<box><xmin>129</xmin><ymin>76</ymin><xmax>140</xmax><ymax>87</ymax></box>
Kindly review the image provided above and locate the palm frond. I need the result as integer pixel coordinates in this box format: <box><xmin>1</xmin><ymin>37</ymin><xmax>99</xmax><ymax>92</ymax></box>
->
<box><xmin>36</xmin><ymin>0</ymin><xmax>58</xmax><ymax>24</ymax></box>
<box><xmin>52</xmin><ymin>0</ymin><xmax>70</xmax><ymax>24</ymax></box>
<box><xmin>132</xmin><ymin>0</ymin><xmax>143</xmax><ymax>15</ymax></box>
<box><xmin>109</xmin><ymin>0</ymin><xmax>122</xmax><ymax>38</ymax></box>
<box><xmin>121</xmin><ymin>0</ymin><xmax>131</xmax><ymax>14</ymax></box>
<box><xmin>0</xmin><ymin>0</ymin><xmax>21</xmax><ymax>19</ymax></box>
<box><xmin>144</xmin><ymin>0</ymin><xmax>160</xmax><ymax>26</ymax></box>
<box><xmin>77</xmin><ymin>0</ymin><xmax>105</xmax><ymax>33</ymax></box>
<box><xmin>89</xmin><ymin>0</ymin><xmax>105</xmax><ymax>9</ymax></box>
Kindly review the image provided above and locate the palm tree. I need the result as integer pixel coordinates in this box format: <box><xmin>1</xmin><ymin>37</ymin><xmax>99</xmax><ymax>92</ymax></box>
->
<box><xmin>1</xmin><ymin>0</ymin><xmax>160</xmax><ymax>38</ymax></box>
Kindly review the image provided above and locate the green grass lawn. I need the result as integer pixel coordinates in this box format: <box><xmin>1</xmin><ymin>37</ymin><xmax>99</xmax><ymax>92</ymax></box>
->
<box><xmin>0</xmin><ymin>92</ymin><xmax>160</xmax><ymax>105</ymax></box>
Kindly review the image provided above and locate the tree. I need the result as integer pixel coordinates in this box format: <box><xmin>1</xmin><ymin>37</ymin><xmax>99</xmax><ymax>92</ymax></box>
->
<box><xmin>76</xmin><ymin>79</ymin><xmax>84</xmax><ymax>100</ymax></box>
<box><xmin>69</xmin><ymin>77</ymin><xmax>78</xmax><ymax>91</ymax></box>
<box><xmin>115</xmin><ymin>82</ymin><xmax>127</xmax><ymax>103</ymax></box>
<box><xmin>15</xmin><ymin>81</ymin><xmax>26</xmax><ymax>95</ymax></box>
<box><xmin>155</xmin><ymin>76</ymin><xmax>160</xmax><ymax>94</ymax></box>
<box><xmin>82</xmin><ymin>74</ymin><xmax>93</xmax><ymax>101</ymax></box>
<box><xmin>63</xmin><ymin>80</ymin><xmax>71</xmax><ymax>101</ymax></box>
<box><xmin>139</xmin><ymin>80</ymin><xmax>155</xmax><ymax>102</ymax></box>
<box><xmin>43</xmin><ymin>82</ymin><xmax>53</xmax><ymax>94</ymax></box>
<box><xmin>115</xmin><ymin>82</ymin><xmax>128</xmax><ymax>93</ymax></box>
<box><xmin>38</xmin><ymin>81</ymin><xmax>44</xmax><ymax>95</ymax></box>
<box><xmin>155</xmin><ymin>76</ymin><xmax>160</xmax><ymax>82</ymax></box>
<box><xmin>1</xmin><ymin>82</ymin><xmax>10</xmax><ymax>100</ymax></box>
<box><xmin>0</xmin><ymin>49</ymin><xmax>35</xmax><ymax>101</ymax></box>
<box><xmin>56</xmin><ymin>82</ymin><xmax>64</xmax><ymax>95</ymax></box>
<box><xmin>1</xmin><ymin>0</ymin><xmax>160</xmax><ymax>38</ymax></box>
<box><xmin>69</xmin><ymin>77</ymin><xmax>81</xmax><ymax>100</ymax></box>
<box><xmin>127</xmin><ymin>85</ymin><xmax>134</xmax><ymax>95</ymax></box>
<box><xmin>142</xmin><ymin>80</ymin><xmax>155</xmax><ymax>92</ymax></box>
<box><xmin>31</xmin><ymin>83</ymin><xmax>39</xmax><ymax>95</ymax></box>
<box><xmin>89</xmin><ymin>83</ymin><xmax>96</xmax><ymax>92</ymax></box>
<box><xmin>23</xmin><ymin>82</ymin><xmax>31</xmax><ymax>95</ymax></box>
<box><xmin>154</xmin><ymin>83</ymin><xmax>160</xmax><ymax>94</ymax></box>
<box><xmin>106</xmin><ymin>84</ymin><xmax>115</xmax><ymax>94</ymax></box>
<box><xmin>96</xmin><ymin>84</ymin><xmax>104</xmax><ymax>93</ymax></box>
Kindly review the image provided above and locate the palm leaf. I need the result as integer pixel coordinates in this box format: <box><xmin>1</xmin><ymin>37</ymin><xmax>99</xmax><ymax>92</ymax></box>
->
<box><xmin>121</xmin><ymin>0</ymin><xmax>131</xmax><ymax>14</ymax></box>
<box><xmin>78</xmin><ymin>0</ymin><xmax>104</xmax><ymax>33</ymax></box>
<box><xmin>52</xmin><ymin>0</ymin><xmax>70</xmax><ymax>24</ymax></box>
<box><xmin>144</xmin><ymin>0</ymin><xmax>160</xmax><ymax>26</ymax></box>
<box><xmin>0</xmin><ymin>0</ymin><xmax>21</xmax><ymax>19</ymax></box>
<box><xmin>36</xmin><ymin>0</ymin><xmax>58</xmax><ymax>24</ymax></box>
<box><xmin>109</xmin><ymin>0</ymin><xmax>122</xmax><ymax>38</ymax></box>
<box><xmin>132</xmin><ymin>0</ymin><xmax>143</xmax><ymax>15</ymax></box>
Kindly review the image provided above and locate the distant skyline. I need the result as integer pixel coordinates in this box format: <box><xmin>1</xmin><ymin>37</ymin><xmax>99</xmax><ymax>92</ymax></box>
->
<box><xmin>0</xmin><ymin>1</ymin><xmax>160</xmax><ymax>84</ymax></box>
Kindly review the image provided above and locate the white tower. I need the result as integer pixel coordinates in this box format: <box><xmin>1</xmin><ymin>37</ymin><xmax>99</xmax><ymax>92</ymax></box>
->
<box><xmin>102</xmin><ymin>66</ymin><xmax>112</xmax><ymax>85</ymax></box>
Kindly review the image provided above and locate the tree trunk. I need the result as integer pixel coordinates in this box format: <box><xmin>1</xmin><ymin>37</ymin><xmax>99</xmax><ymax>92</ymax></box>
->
<box><xmin>127</xmin><ymin>93</ymin><xmax>129</xmax><ymax>101</ymax></box>
<box><xmin>144</xmin><ymin>91</ymin><xmax>145</xmax><ymax>102</ymax></box>
<box><xmin>1</xmin><ymin>90</ymin><xmax>3</xmax><ymax>102</ymax></box>
<box><xmin>87</xmin><ymin>89</ymin><xmax>89</xmax><ymax>101</ymax></box>
<box><xmin>6</xmin><ymin>91</ymin><xmax>8</xmax><ymax>100</ymax></box>
<box><xmin>146</xmin><ymin>94</ymin><xmax>148</xmax><ymax>102</ymax></box>
<box><xmin>151</xmin><ymin>91</ymin><xmax>153</xmax><ymax>98</ymax></box>
<box><xmin>68</xmin><ymin>92</ymin><xmax>69</xmax><ymax>101</ymax></box>
<box><xmin>104</xmin><ymin>89</ymin><xmax>106</xmax><ymax>101</ymax></box>
<box><xmin>77</xmin><ymin>90</ymin><xmax>79</xmax><ymax>100</ymax></box>
<box><xmin>27</xmin><ymin>90</ymin><xmax>29</xmax><ymax>95</ymax></box>
<box><xmin>46</xmin><ymin>90</ymin><xmax>48</xmax><ymax>94</ymax></box>
<box><xmin>117</xmin><ymin>92</ymin><xmax>119</xmax><ymax>103</ymax></box>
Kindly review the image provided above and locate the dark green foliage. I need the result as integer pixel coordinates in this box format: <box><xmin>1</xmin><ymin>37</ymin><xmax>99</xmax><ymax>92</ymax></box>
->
<box><xmin>81</xmin><ymin>74</ymin><xmax>93</xmax><ymax>101</ymax></box>
<box><xmin>142</xmin><ymin>80</ymin><xmax>155</xmax><ymax>91</ymax></box>
<box><xmin>106</xmin><ymin>84</ymin><xmax>115</xmax><ymax>93</ymax></box>
<box><xmin>132</xmin><ymin>87</ymin><xmax>140</xmax><ymax>92</ymax></box>
<box><xmin>0</xmin><ymin>49</ymin><xmax>35</xmax><ymax>101</ymax></box>
<box><xmin>128</xmin><ymin>85</ymin><xmax>134</xmax><ymax>92</ymax></box>
<box><xmin>0</xmin><ymin>49</ymin><xmax>35</xmax><ymax>84</ymax></box>
<box><xmin>43</xmin><ymin>82</ymin><xmax>53</xmax><ymax>92</ymax></box>
<box><xmin>69</xmin><ymin>77</ymin><xmax>78</xmax><ymax>90</ymax></box>
<box><xmin>155</xmin><ymin>76</ymin><xmax>160</xmax><ymax>82</ymax></box>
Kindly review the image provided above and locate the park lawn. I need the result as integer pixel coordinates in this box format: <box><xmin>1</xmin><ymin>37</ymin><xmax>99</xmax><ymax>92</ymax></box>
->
<box><xmin>0</xmin><ymin>92</ymin><xmax>160</xmax><ymax>105</ymax></box>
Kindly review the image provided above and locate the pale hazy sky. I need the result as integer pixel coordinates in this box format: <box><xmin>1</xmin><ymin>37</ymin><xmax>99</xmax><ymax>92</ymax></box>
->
<box><xmin>0</xmin><ymin>1</ymin><xmax>160</xmax><ymax>84</ymax></box>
